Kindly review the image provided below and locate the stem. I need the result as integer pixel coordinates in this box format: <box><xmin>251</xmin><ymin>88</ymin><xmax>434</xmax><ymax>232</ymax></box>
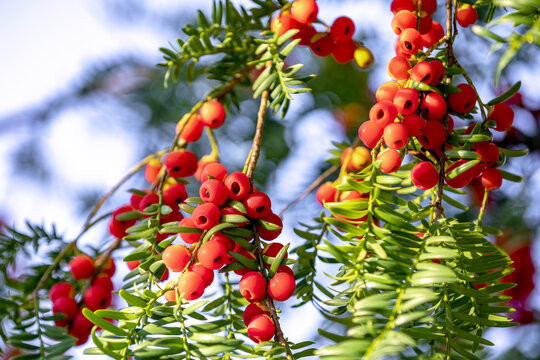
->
<box><xmin>476</xmin><ymin>188</ymin><xmax>489</xmax><ymax>231</ymax></box>
<box><xmin>245</xmin><ymin>90</ymin><xmax>270</xmax><ymax>181</ymax></box>
<box><xmin>205</xmin><ymin>127</ymin><xmax>220</xmax><ymax>161</ymax></box>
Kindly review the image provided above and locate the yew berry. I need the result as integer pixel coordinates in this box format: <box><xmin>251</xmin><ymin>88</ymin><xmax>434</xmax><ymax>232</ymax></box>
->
<box><xmin>384</xmin><ymin>123</ymin><xmax>409</xmax><ymax>149</ymax></box>
<box><xmin>70</xmin><ymin>310</ymin><xmax>93</xmax><ymax>344</ymax></box>
<box><xmin>138</xmin><ymin>192</ymin><xmax>159</xmax><ymax>212</ymax></box>
<box><xmin>178</xmin><ymin>217</ymin><xmax>202</xmax><ymax>244</ymax></box>
<box><xmin>200</xmin><ymin>101</ymin><xmax>226</xmax><ymax>129</ymax></box>
<box><xmin>177</xmin><ymin>114</ymin><xmax>204</xmax><ymax>143</ymax></box>
<box><xmin>267</xmin><ymin>272</ymin><xmax>296</xmax><ymax>301</ymax></box>
<box><xmin>316</xmin><ymin>182</ymin><xmax>338</xmax><ymax>204</ymax></box>
<box><xmin>392</xmin><ymin>10</ymin><xmax>416</xmax><ymax>35</ymax></box>
<box><xmin>448</xmin><ymin>84</ymin><xmax>477</xmax><ymax>113</ymax></box>
<box><xmin>410</xmin><ymin>61</ymin><xmax>436</xmax><ymax>84</ymax></box>
<box><xmin>197</xmin><ymin>240</ymin><xmax>227</xmax><ymax>270</ymax></box>
<box><xmin>418</xmin><ymin>14</ymin><xmax>433</xmax><ymax>34</ymax></box>
<box><xmin>164</xmin><ymin>150</ymin><xmax>198</xmax><ymax>178</ymax></box>
<box><xmin>53</xmin><ymin>296</ymin><xmax>78</xmax><ymax>326</ymax></box>
<box><xmin>224</xmin><ymin>172</ymin><xmax>251</xmax><ymax>201</ymax></box>
<box><xmin>403</xmin><ymin>114</ymin><xmax>425</xmax><ymax>137</ymax></box>
<box><xmin>200</xmin><ymin>163</ymin><xmax>228</xmax><ymax>182</ymax></box>
<box><xmin>177</xmin><ymin>271</ymin><xmax>205</xmax><ymax>301</ymax></box>
<box><xmin>310</xmin><ymin>33</ymin><xmax>334</xmax><ymax>57</ymax></box>
<box><xmin>488</xmin><ymin>103</ymin><xmax>514</xmax><ymax>132</ymax></box>
<box><xmin>446</xmin><ymin>116</ymin><xmax>455</xmax><ymax>133</ymax></box>
<box><xmin>398</xmin><ymin>28</ymin><xmax>422</xmax><ymax>55</ymax></box>
<box><xmin>291</xmin><ymin>0</ymin><xmax>318</xmax><ymax>24</ymax></box>
<box><xmin>221</xmin><ymin>207</ymin><xmax>250</xmax><ymax>227</ymax></box>
<box><xmin>163</xmin><ymin>183</ymin><xmax>188</xmax><ymax>210</ymax></box>
<box><xmin>69</xmin><ymin>326</ymin><xmax>90</xmax><ymax>346</ymax></box>
<box><xmin>332</xmin><ymin>40</ymin><xmax>356</xmax><ymax>64</ymax></box>
<box><xmin>240</xmin><ymin>271</ymin><xmax>267</xmax><ymax>302</ymax></box>
<box><xmin>192</xmin><ymin>203</ymin><xmax>221</xmax><ymax>230</ymax></box>
<box><xmin>109</xmin><ymin>205</ymin><xmax>136</xmax><ymax>238</ymax></box>
<box><xmin>164</xmin><ymin>280</ymin><xmax>178</xmax><ymax>302</ymax></box>
<box><xmin>377</xmin><ymin>149</ymin><xmax>402</xmax><ymax>174</ymax></box>
<box><xmin>411</xmin><ymin>161</ymin><xmax>439</xmax><ymax>190</ymax></box>
<box><xmin>84</xmin><ymin>285</ymin><xmax>112</xmax><ymax>311</ymax></box>
<box><xmin>476</xmin><ymin>143</ymin><xmax>499</xmax><ymax>167</ymax></box>
<box><xmin>263</xmin><ymin>243</ymin><xmax>288</xmax><ymax>266</ymax></box>
<box><xmin>354</xmin><ymin>45</ymin><xmax>374</xmax><ymax>68</ymax></box>
<box><xmin>101</xmin><ymin>257</ymin><xmax>116</xmax><ymax>278</ymax></box>
<box><xmin>391</xmin><ymin>0</ymin><xmax>415</xmax><ymax>14</ymax></box>
<box><xmin>445</xmin><ymin>160</ymin><xmax>474</xmax><ymax>188</ymax></box>
<box><xmin>376</xmin><ymin>81</ymin><xmax>400</xmax><ymax>103</ymax></box>
<box><xmin>341</xmin><ymin>146</ymin><xmax>371</xmax><ymax>172</ymax></box>
<box><xmin>456</xmin><ymin>4</ymin><xmax>478</xmax><ymax>28</ymax></box>
<box><xmin>70</xmin><ymin>254</ymin><xmax>95</xmax><ymax>280</ymax></box>
<box><xmin>162</xmin><ymin>244</ymin><xmax>191</xmax><ymax>272</ymax></box>
<box><xmin>243</xmin><ymin>192</ymin><xmax>272</xmax><ymax>219</ymax></box>
<box><xmin>421</xmin><ymin>21</ymin><xmax>444</xmax><ymax>48</ymax></box>
<box><xmin>130</xmin><ymin>191</ymin><xmax>147</xmax><ymax>209</ymax></box>
<box><xmin>247</xmin><ymin>314</ymin><xmax>275</xmax><ymax>343</ymax></box>
<box><xmin>340</xmin><ymin>190</ymin><xmax>369</xmax><ymax>201</ymax></box>
<box><xmin>257</xmin><ymin>213</ymin><xmax>283</xmax><ymax>241</ymax></box>
<box><xmin>393</xmin><ymin>88</ymin><xmax>420</xmax><ymax>115</ymax></box>
<box><xmin>296</xmin><ymin>23</ymin><xmax>317</xmax><ymax>46</ymax></box>
<box><xmin>358</xmin><ymin>120</ymin><xmax>384</xmax><ymax>148</ymax></box>
<box><xmin>418</xmin><ymin>0</ymin><xmax>437</xmax><ymax>14</ymax></box>
<box><xmin>190</xmin><ymin>263</ymin><xmax>215</xmax><ymax>287</ymax></box>
<box><xmin>212</xmin><ymin>232</ymin><xmax>236</xmax><ymax>252</ymax></box>
<box><xmin>419</xmin><ymin>120</ymin><xmax>447</xmax><ymax>149</ymax></box>
<box><xmin>127</xmin><ymin>260</ymin><xmax>140</xmax><ymax>271</ymax></box>
<box><xmin>243</xmin><ymin>302</ymin><xmax>270</xmax><ymax>326</ymax></box>
<box><xmin>199</xmin><ymin>179</ymin><xmax>228</xmax><ymax>206</ymax></box>
<box><xmin>430</xmin><ymin>60</ymin><xmax>446</xmax><ymax>85</ymax></box>
<box><xmin>233</xmin><ymin>247</ymin><xmax>256</xmax><ymax>276</ymax></box>
<box><xmin>92</xmin><ymin>273</ymin><xmax>114</xmax><ymax>292</ymax></box>
<box><xmin>387</xmin><ymin>56</ymin><xmax>411</xmax><ymax>81</ymax></box>
<box><xmin>369</xmin><ymin>101</ymin><xmax>398</xmax><ymax>128</ymax></box>
<box><xmin>271</xmin><ymin>14</ymin><xmax>299</xmax><ymax>37</ymax></box>
<box><xmin>421</xmin><ymin>92</ymin><xmax>447</xmax><ymax>121</ymax></box>
<box><xmin>330</xmin><ymin>16</ymin><xmax>355</xmax><ymax>42</ymax></box>
<box><xmin>195</xmin><ymin>156</ymin><xmax>217</xmax><ymax>182</ymax></box>
<box><xmin>50</xmin><ymin>282</ymin><xmax>75</xmax><ymax>301</ymax></box>
<box><xmin>144</xmin><ymin>159</ymin><xmax>162</xmax><ymax>184</ymax></box>
<box><xmin>277</xmin><ymin>265</ymin><xmax>294</xmax><ymax>277</ymax></box>
<box><xmin>481</xmin><ymin>168</ymin><xmax>503</xmax><ymax>190</ymax></box>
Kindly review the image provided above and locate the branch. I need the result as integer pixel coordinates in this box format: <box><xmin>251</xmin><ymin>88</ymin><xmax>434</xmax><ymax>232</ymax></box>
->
<box><xmin>245</xmin><ymin>90</ymin><xmax>270</xmax><ymax>181</ymax></box>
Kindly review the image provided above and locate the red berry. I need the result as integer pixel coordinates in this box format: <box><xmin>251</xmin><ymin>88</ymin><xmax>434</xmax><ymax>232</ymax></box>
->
<box><xmin>200</xmin><ymin>163</ymin><xmax>228</xmax><ymax>182</ymax></box>
<box><xmin>341</xmin><ymin>147</ymin><xmax>371</xmax><ymax>172</ymax></box>
<box><xmin>92</xmin><ymin>273</ymin><xmax>114</xmax><ymax>292</ymax></box>
<box><xmin>212</xmin><ymin>232</ymin><xmax>236</xmax><ymax>252</ymax></box>
<box><xmin>457</xmin><ymin>4</ymin><xmax>478</xmax><ymax>28</ymax></box>
<box><xmin>397</xmin><ymin>28</ymin><xmax>422</xmax><ymax>55</ymax></box>
<box><xmin>330</xmin><ymin>16</ymin><xmax>355</xmax><ymax>43</ymax></box>
<box><xmin>387</xmin><ymin>56</ymin><xmax>411</xmax><ymax>81</ymax></box>
<box><xmin>332</xmin><ymin>40</ymin><xmax>356</xmax><ymax>64</ymax></box>
<box><xmin>391</xmin><ymin>0</ymin><xmax>415</xmax><ymax>14</ymax></box>
<box><xmin>369</xmin><ymin>101</ymin><xmax>398</xmax><ymax>128</ymax></box>
<box><xmin>70</xmin><ymin>255</ymin><xmax>95</xmax><ymax>280</ymax></box>
<box><xmin>418</xmin><ymin>14</ymin><xmax>433</xmax><ymax>34</ymax></box>
<box><xmin>421</xmin><ymin>21</ymin><xmax>444</xmax><ymax>47</ymax></box>
<box><xmin>316</xmin><ymin>182</ymin><xmax>338</xmax><ymax>204</ymax></box>
<box><xmin>448</xmin><ymin>84</ymin><xmax>477</xmax><ymax>113</ymax></box>
<box><xmin>393</xmin><ymin>88</ymin><xmax>420</xmax><ymax>115</ymax></box>
<box><xmin>127</xmin><ymin>260</ymin><xmax>140</xmax><ymax>271</ymax></box>
<box><xmin>418</xmin><ymin>0</ymin><xmax>437</xmax><ymax>15</ymax></box>
<box><xmin>392</xmin><ymin>10</ymin><xmax>416</xmax><ymax>35</ymax></box>
<box><xmin>291</xmin><ymin>0</ymin><xmax>318</xmax><ymax>24</ymax></box>
<box><xmin>178</xmin><ymin>217</ymin><xmax>202</xmax><ymax>244</ymax></box>
<box><xmin>84</xmin><ymin>285</ymin><xmax>112</xmax><ymax>311</ymax></box>
<box><xmin>243</xmin><ymin>302</ymin><xmax>270</xmax><ymax>326</ymax></box>
<box><xmin>411</xmin><ymin>161</ymin><xmax>439</xmax><ymax>190</ymax></box>
<box><xmin>376</xmin><ymin>81</ymin><xmax>400</xmax><ymax>103</ymax></box>
<box><xmin>257</xmin><ymin>213</ymin><xmax>283</xmax><ymax>241</ymax></box>
<box><xmin>476</xmin><ymin>143</ymin><xmax>499</xmax><ymax>167</ymax></box>
<box><xmin>445</xmin><ymin>160</ymin><xmax>474</xmax><ymax>188</ymax></box>
<box><xmin>164</xmin><ymin>150</ymin><xmax>198</xmax><ymax>178</ymax></box>
<box><xmin>177</xmin><ymin>114</ymin><xmax>204</xmax><ymax>143</ymax></box>
<box><xmin>410</xmin><ymin>61</ymin><xmax>436</xmax><ymax>84</ymax></box>
<box><xmin>277</xmin><ymin>265</ymin><xmax>294</xmax><ymax>277</ymax></box>
<box><xmin>481</xmin><ymin>168</ymin><xmax>502</xmax><ymax>190</ymax></box>
<box><xmin>421</xmin><ymin>92</ymin><xmax>447</xmax><ymax>121</ymax></box>
<box><xmin>224</xmin><ymin>172</ymin><xmax>251</xmax><ymax>201</ymax></box>
<box><xmin>403</xmin><ymin>114</ymin><xmax>425</xmax><ymax>137</ymax></box>
<box><xmin>359</xmin><ymin>120</ymin><xmax>384</xmax><ymax>148</ymax></box>
<box><xmin>144</xmin><ymin>160</ymin><xmax>162</xmax><ymax>184</ymax></box>
<box><xmin>52</xmin><ymin>296</ymin><xmax>78</xmax><ymax>325</ymax></box>
<box><xmin>296</xmin><ymin>23</ymin><xmax>317</xmax><ymax>46</ymax></box>
<box><xmin>190</xmin><ymin>263</ymin><xmax>215</xmax><ymax>287</ymax></box>
<box><xmin>232</xmin><ymin>247</ymin><xmax>256</xmax><ymax>276</ymax></box>
<box><xmin>70</xmin><ymin>310</ymin><xmax>93</xmax><ymax>344</ymax></box>
<box><xmin>418</xmin><ymin>120</ymin><xmax>447</xmax><ymax>149</ymax></box>
<box><xmin>109</xmin><ymin>205</ymin><xmax>136</xmax><ymax>238</ymax></box>
<box><xmin>200</xmin><ymin>101</ymin><xmax>226</xmax><ymax>129</ymax></box>
<box><xmin>163</xmin><ymin>183</ymin><xmax>188</xmax><ymax>211</ymax></box>
<box><xmin>429</xmin><ymin>60</ymin><xmax>446</xmax><ymax>85</ymax></box>
<box><xmin>310</xmin><ymin>33</ymin><xmax>334</xmax><ymax>57</ymax></box>
<box><xmin>130</xmin><ymin>191</ymin><xmax>147</xmax><ymax>209</ymax></box>
<box><xmin>164</xmin><ymin>280</ymin><xmax>178</xmax><ymax>302</ymax></box>
<box><xmin>195</xmin><ymin>156</ymin><xmax>217</xmax><ymax>182</ymax></box>
<box><xmin>138</xmin><ymin>192</ymin><xmax>159</xmax><ymax>212</ymax></box>
<box><xmin>197</xmin><ymin>240</ymin><xmax>227</xmax><ymax>270</ymax></box>
<box><xmin>50</xmin><ymin>282</ymin><xmax>75</xmax><ymax>301</ymax></box>
<box><xmin>268</xmin><ymin>272</ymin><xmax>296</xmax><ymax>301</ymax></box>
<box><xmin>221</xmin><ymin>207</ymin><xmax>250</xmax><ymax>227</ymax></box>
<box><xmin>192</xmin><ymin>203</ymin><xmax>221</xmax><ymax>230</ymax></box>
<box><xmin>488</xmin><ymin>103</ymin><xmax>514</xmax><ymax>132</ymax></box>
<box><xmin>247</xmin><ymin>314</ymin><xmax>275</xmax><ymax>343</ymax></box>
<box><xmin>177</xmin><ymin>271</ymin><xmax>205</xmax><ymax>301</ymax></box>
<box><xmin>384</xmin><ymin>123</ymin><xmax>409</xmax><ymax>149</ymax></box>
<box><xmin>239</xmin><ymin>271</ymin><xmax>267</xmax><ymax>302</ymax></box>
<box><xmin>243</xmin><ymin>192</ymin><xmax>272</xmax><ymax>219</ymax></box>
<box><xmin>162</xmin><ymin>244</ymin><xmax>191</xmax><ymax>272</ymax></box>
<box><xmin>377</xmin><ymin>148</ymin><xmax>402</xmax><ymax>174</ymax></box>
<box><xmin>199</xmin><ymin>179</ymin><xmax>228</xmax><ymax>206</ymax></box>
<box><xmin>263</xmin><ymin>243</ymin><xmax>288</xmax><ymax>266</ymax></box>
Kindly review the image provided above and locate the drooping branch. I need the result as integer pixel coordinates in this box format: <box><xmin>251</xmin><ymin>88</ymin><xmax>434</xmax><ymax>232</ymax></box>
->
<box><xmin>245</xmin><ymin>90</ymin><xmax>270</xmax><ymax>181</ymax></box>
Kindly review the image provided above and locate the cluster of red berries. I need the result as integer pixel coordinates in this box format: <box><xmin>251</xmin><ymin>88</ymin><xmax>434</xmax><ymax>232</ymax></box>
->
<box><xmin>173</xmin><ymin>100</ymin><xmax>228</xmax><ymax>143</ymax></box>
<box><xmin>50</xmin><ymin>255</ymin><xmax>115</xmax><ymax>345</ymax></box>
<box><xmin>271</xmin><ymin>0</ymin><xmax>373</xmax><ymax>66</ymax></box>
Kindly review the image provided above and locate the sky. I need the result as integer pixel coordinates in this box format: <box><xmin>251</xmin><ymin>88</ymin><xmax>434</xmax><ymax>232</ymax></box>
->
<box><xmin>0</xmin><ymin>0</ymin><xmax>539</xmax><ymax>359</ymax></box>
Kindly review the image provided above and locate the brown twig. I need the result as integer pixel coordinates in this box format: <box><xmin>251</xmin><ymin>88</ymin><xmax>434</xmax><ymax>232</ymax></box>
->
<box><xmin>245</xmin><ymin>90</ymin><xmax>270</xmax><ymax>181</ymax></box>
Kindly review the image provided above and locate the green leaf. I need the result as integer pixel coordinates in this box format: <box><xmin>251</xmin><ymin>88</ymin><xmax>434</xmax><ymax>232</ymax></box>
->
<box><xmin>119</xmin><ymin>289</ymin><xmax>148</xmax><ymax>307</ymax></box>
<box><xmin>487</xmin><ymin>81</ymin><xmax>521</xmax><ymax>105</ymax></box>
<box><xmin>183</xmin><ymin>300</ymin><xmax>210</xmax><ymax>316</ymax></box>
<box><xmin>445</xmin><ymin>160</ymin><xmax>481</xmax><ymax>180</ymax></box>
<box><xmin>499</xmin><ymin>169</ymin><xmax>523</xmax><ymax>182</ymax></box>
<box><xmin>268</xmin><ymin>243</ymin><xmax>290</xmax><ymax>275</ymax></box>
<box><xmin>498</xmin><ymin>147</ymin><xmax>528</xmax><ymax>157</ymax></box>
<box><xmin>227</xmin><ymin>251</ymin><xmax>258</xmax><ymax>270</ymax></box>
<box><xmin>472</xmin><ymin>25</ymin><xmax>507</xmax><ymax>43</ymax></box>
<box><xmin>83</xmin><ymin>308</ymin><xmax>128</xmax><ymax>337</ymax></box>
<box><xmin>280</xmin><ymin>38</ymin><xmax>301</xmax><ymax>57</ymax></box>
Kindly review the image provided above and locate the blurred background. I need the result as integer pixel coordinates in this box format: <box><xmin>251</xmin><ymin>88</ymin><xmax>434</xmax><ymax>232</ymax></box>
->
<box><xmin>0</xmin><ymin>0</ymin><xmax>539</xmax><ymax>358</ymax></box>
